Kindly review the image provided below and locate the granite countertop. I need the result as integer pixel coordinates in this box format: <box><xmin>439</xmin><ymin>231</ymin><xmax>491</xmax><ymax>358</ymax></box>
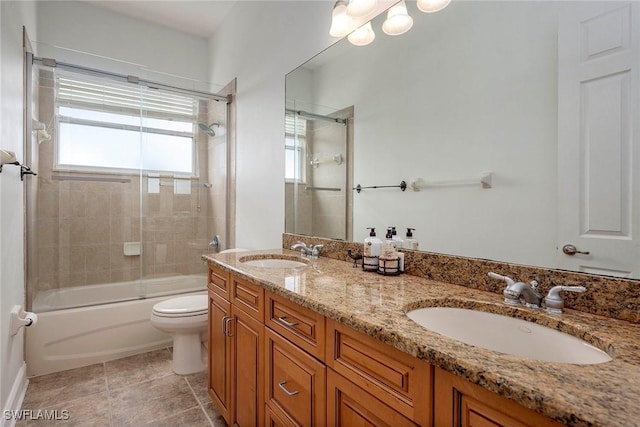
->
<box><xmin>203</xmin><ymin>249</ymin><xmax>640</xmax><ymax>427</ymax></box>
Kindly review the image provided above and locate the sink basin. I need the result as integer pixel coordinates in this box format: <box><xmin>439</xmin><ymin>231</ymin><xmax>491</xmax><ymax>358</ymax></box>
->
<box><xmin>239</xmin><ymin>255</ymin><xmax>308</xmax><ymax>269</ymax></box>
<box><xmin>407</xmin><ymin>307</ymin><xmax>612</xmax><ymax>364</ymax></box>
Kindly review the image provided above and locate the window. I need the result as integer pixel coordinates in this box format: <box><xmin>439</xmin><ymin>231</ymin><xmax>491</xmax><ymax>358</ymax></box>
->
<box><xmin>55</xmin><ymin>72</ymin><xmax>199</xmax><ymax>175</ymax></box>
<box><xmin>285</xmin><ymin>113</ymin><xmax>307</xmax><ymax>182</ymax></box>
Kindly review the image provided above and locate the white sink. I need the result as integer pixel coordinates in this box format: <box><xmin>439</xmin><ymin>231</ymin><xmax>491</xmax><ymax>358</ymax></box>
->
<box><xmin>407</xmin><ymin>307</ymin><xmax>612</xmax><ymax>365</ymax></box>
<box><xmin>240</xmin><ymin>256</ymin><xmax>308</xmax><ymax>269</ymax></box>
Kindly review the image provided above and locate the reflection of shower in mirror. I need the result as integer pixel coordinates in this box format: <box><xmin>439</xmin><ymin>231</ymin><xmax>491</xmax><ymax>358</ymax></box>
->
<box><xmin>310</xmin><ymin>154</ymin><xmax>344</xmax><ymax>168</ymax></box>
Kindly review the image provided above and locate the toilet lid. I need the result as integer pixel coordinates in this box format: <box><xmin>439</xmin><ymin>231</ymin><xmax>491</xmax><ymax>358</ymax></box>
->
<box><xmin>153</xmin><ymin>295</ymin><xmax>208</xmax><ymax>317</ymax></box>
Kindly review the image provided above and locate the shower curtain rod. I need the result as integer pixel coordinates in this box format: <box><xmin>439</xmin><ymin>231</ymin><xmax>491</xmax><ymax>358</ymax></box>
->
<box><xmin>286</xmin><ymin>109</ymin><xmax>347</xmax><ymax>124</ymax></box>
<box><xmin>33</xmin><ymin>56</ymin><xmax>230</xmax><ymax>103</ymax></box>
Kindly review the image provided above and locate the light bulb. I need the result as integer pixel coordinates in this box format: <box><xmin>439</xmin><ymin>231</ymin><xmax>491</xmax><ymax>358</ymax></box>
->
<box><xmin>382</xmin><ymin>0</ymin><xmax>413</xmax><ymax>36</ymax></box>
<box><xmin>329</xmin><ymin>0</ymin><xmax>353</xmax><ymax>37</ymax></box>
<box><xmin>348</xmin><ymin>21</ymin><xmax>376</xmax><ymax>46</ymax></box>
<box><xmin>417</xmin><ymin>0</ymin><xmax>451</xmax><ymax>13</ymax></box>
<box><xmin>347</xmin><ymin>0</ymin><xmax>377</xmax><ymax>17</ymax></box>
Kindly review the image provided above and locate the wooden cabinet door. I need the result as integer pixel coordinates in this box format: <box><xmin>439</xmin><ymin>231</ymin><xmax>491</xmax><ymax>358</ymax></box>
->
<box><xmin>434</xmin><ymin>368</ymin><xmax>563</xmax><ymax>427</ymax></box>
<box><xmin>327</xmin><ymin>369</ymin><xmax>420</xmax><ymax>427</ymax></box>
<box><xmin>232</xmin><ymin>304</ymin><xmax>265</xmax><ymax>427</ymax></box>
<box><xmin>265</xmin><ymin>328</ymin><xmax>326</xmax><ymax>426</ymax></box>
<box><xmin>208</xmin><ymin>291</ymin><xmax>232</xmax><ymax>424</ymax></box>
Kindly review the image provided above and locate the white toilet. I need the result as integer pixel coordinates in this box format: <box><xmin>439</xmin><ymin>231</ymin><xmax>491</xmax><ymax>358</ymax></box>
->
<box><xmin>150</xmin><ymin>294</ymin><xmax>208</xmax><ymax>375</ymax></box>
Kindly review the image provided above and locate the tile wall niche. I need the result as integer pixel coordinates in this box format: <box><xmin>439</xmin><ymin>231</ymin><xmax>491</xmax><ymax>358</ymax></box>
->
<box><xmin>283</xmin><ymin>233</ymin><xmax>640</xmax><ymax>324</ymax></box>
<box><xmin>33</xmin><ymin>70</ymin><xmax>225</xmax><ymax>292</ymax></box>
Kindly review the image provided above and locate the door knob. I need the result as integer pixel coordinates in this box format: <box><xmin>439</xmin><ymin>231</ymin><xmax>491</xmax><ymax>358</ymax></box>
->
<box><xmin>562</xmin><ymin>244</ymin><xmax>590</xmax><ymax>256</ymax></box>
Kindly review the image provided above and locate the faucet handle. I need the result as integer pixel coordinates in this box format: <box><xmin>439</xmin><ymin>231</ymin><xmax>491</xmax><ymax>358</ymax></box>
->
<box><xmin>488</xmin><ymin>272</ymin><xmax>515</xmax><ymax>288</ymax></box>
<box><xmin>311</xmin><ymin>244</ymin><xmax>324</xmax><ymax>258</ymax></box>
<box><xmin>544</xmin><ymin>285</ymin><xmax>586</xmax><ymax>314</ymax></box>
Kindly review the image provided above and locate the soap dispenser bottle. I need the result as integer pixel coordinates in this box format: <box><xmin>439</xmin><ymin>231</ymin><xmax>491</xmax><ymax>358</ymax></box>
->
<box><xmin>403</xmin><ymin>228</ymin><xmax>419</xmax><ymax>250</ymax></box>
<box><xmin>379</xmin><ymin>228</ymin><xmax>400</xmax><ymax>274</ymax></box>
<box><xmin>363</xmin><ymin>227</ymin><xmax>382</xmax><ymax>271</ymax></box>
<box><xmin>390</xmin><ymin>226</ymin><xmax>404</xmax><ymax>248</ymax></box>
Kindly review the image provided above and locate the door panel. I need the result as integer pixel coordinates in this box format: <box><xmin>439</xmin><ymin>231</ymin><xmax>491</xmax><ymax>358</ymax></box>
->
<box><xmin>558</xmin><ymin>1</ymin><xmax>640</xmax><ymax>277</ymax></box>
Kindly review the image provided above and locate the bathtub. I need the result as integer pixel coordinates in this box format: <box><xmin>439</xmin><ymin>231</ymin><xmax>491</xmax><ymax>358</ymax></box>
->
<box><xmin>26</xmin><ymin>274</ymin><xmax>207</xmax><ymax>376</ymax></box>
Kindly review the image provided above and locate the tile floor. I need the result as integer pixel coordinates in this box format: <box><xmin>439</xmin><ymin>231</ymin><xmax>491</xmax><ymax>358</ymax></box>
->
<box><xmin>17</xmin><ymin>348</ymin><xmax>227</xmax><ymax>426</ymax></box>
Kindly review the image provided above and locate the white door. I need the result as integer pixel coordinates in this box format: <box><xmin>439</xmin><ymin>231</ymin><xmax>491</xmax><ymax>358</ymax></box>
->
<box><xmin>558</xmin><ymin>1</ymin><xmax>640</xmax><ymax>277</ymax></box>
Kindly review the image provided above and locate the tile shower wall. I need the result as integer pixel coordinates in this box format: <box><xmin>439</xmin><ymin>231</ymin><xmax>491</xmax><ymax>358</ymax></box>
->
<box><xmin>33</xmin><ymin>70</ymin><xmax>222</xmax><ymax>292</ymax></box>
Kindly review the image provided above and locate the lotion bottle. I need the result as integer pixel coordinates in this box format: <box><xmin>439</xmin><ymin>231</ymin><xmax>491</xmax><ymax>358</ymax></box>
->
<box><xmin>364</xmin><ymin>227</ymin><xmax>382</xmax><ymax>270</ymax></box>
<box><xmin>403</xmin><ymin>228</ymin><xmax>419</xmax><ymax>250</ymax></box>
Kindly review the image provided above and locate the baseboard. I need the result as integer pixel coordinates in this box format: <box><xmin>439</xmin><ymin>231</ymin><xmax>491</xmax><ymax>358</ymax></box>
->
<box><xmin>1</xmin><ymin>362</ymin><xmax>28</xmax><ymax>427</ymax></box>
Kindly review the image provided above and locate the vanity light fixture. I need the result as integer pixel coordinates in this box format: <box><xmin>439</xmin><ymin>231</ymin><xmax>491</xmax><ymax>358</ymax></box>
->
<box><xmin>348</xmin><ymin>21</ymin><xmax>376</xmax><ymax>46</ymax></box>
<box><xmin>329</xmin><ymin>0</ymin><xmax>353</xmax><ymax>37</ymax></box>
<box><xmin>417</xmin><ymin>0</ymin><xmax>451</xmax><ymax>13</ymax></box>
<box><xmin>346</xmin><ymin>0</ymin><xmax>377</xmax><ymax>17</ymax></box>
<box><xmin>382</xmin><ymin>0</ymin><xmax>413</xmax><ymax>36</ymax></box>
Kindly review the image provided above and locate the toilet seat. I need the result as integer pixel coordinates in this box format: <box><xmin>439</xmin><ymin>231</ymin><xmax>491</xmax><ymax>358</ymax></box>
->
<box><xmin>152</xmin><ymin>295</ymin><xmax>208</xmax><ymax>318</ymax></box>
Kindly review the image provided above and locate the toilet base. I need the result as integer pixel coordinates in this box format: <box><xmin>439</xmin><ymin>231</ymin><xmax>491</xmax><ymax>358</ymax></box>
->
<box><xmin>172</xmin><ymin>332</ymin><xmax>206</xmax><ymax>375</ymax></box>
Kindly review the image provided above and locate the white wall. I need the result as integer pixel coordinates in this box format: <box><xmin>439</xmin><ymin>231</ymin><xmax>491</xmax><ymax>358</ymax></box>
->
<box><xmin>208</xmin><ymin>1</ymin><xmax>337</xmax><ymax>249</ymax></box>
<box><xmin>1</xmin><ymin>1</ymin><xmax>37</xmax><ymax>422</ymax></box>
<box><xmin>35</xmin><ymin>1</ymin><xmax>211</xmax><ymax>90</ymax></box>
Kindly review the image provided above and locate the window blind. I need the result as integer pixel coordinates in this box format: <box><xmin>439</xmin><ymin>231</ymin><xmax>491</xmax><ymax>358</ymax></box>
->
<box><xmin>56</xmin><ymin>71</ymin><xmax>198</xmax><ymax>120</ymax></box>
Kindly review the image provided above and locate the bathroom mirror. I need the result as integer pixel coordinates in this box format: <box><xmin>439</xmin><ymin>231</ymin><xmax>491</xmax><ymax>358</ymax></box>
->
<box><xmin>285</xmin><ymin>0</ymin><xmax>640</xmax><ymax>279</ymax></box>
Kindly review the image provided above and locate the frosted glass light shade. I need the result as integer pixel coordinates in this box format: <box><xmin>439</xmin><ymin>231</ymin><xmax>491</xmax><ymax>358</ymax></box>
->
<box><xmin>347</xmin><ymin>0</ymin><xmax>377</xmax><ymax>17</ymax></box>
<box><xmin>348</xmin><ymin>21</ymin><xmax>376</xmax><ymax>46</ymax></box>
<box><xmin>382</xmin><ymin>0</ymin><xmax>413</xmax><ymax>36</ymax></box>
<box><xmin>417</xmin><ymin>0</ymin><xmax>451</xmax><ymax>13</ymax></box>
<box><xmin>329</xmin><ymin>0</ymin><xmax>352</xmax><ymax>37</ymax></box>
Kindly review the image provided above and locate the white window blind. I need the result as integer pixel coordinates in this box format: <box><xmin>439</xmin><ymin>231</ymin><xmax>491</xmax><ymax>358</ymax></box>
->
<box><xmin>56</xmin><ymin>74</ymin><xmax>198</xmax><ymax>120</ymax></box>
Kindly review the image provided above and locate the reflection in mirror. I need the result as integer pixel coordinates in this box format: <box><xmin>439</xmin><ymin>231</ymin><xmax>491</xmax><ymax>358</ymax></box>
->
<box><xmin>284</xmin><ymin>99</ymin><xmax>353</xmax><ymax>240</ymax></box>
<box><xmin>285</xmin><ymin>1</ymin><xmax>640</xmax><ymax>279</ymax></box>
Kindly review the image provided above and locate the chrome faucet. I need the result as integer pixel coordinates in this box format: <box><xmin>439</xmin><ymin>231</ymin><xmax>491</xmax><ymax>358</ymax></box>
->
<box><xmin>489</xmin><ymin>272</ymin><xmax>587</xmax><ymax>313</ymax></box>
<box><xmin>488</xmin><ymin>272</ymin><xmax>542</xmax><ymax>308</ymax></box>
<box><xmin>290</xmin><ymin>241</ymin><xmax>324</xmax><ymax>259</ymax></box>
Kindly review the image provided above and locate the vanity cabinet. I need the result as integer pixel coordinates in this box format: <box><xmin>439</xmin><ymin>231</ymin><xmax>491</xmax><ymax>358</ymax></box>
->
<box><xmin>208</xmin><ymin>265</ymin><xmax>265</xmax><ymax>427</ymax></box>
<box><xmin>209</xmin><ymin>264</ymin><xmax>565</xmax><ymax>427</ymax></box>
<box><xmin>433</xmin><ymin>368</ymin><xmax>564</xmax><ymax>427</ymax></box>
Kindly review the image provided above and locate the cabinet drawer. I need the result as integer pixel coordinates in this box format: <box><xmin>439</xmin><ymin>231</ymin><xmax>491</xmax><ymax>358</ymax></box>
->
<box><xmin>231</xmin><ymin>275</ymin><xmax>264</xmax><ymax>321</ymax></box>
<box><xmin>266</xmin><ymin>328</ymin><xmax>326</xmax><ymax>427</ymax></box>
<box><xmin>208</xmin><ymin>264</ymin><xmax>230</xmax><ymax>299</ymax></box>
<box><xmin>326</xmin><ymin>319</ymin><xmax>432</xmax><ymax>425</ymax></box>
<box><xmin>434</xmin><ymin>368</ymin><xmax>563</xmax><ymax>427</ymax></box>
<box><xmin>266</xmin><ymin>292</ymin><xmax>325</xmax><ymax>360</ymax></box>
<box><xmin>327</xmin><ymin>369</ymin><xmax>419</xmax><ymax>427</ymax></box>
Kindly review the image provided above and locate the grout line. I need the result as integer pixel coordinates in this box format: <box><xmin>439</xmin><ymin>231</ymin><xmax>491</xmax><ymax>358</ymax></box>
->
<box><xmin>184</xmin><ymin>376</ymin><xmax>215</xmax><ymax>427</ymax></box>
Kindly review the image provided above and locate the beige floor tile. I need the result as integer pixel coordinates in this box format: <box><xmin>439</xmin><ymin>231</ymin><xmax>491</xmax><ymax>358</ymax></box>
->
<box><xmin>17</xmin><ymin>391</ymin><xmax>111</xmax><ymax>427</ymax></box>
<box><xmin>22</xmin><ymin>364</ymin><xmax>107</xmax><ymax>408</ymax></box>
<box><xmin>201</xmin><ymin>402</ymin><xmax>227</xmax><ymax>427</ymax></box>
<box><xmin>185</xmin><ymin>370</ymin><xmax>209</xmax><ymax>405</ymax></box>
<box><xmin>109</xmin><ymin>375</ymin><xmax>198</xmax><ymax>426</ymax></box>
<box><xmin>145</xmin><ymin>407</ymin><xmax>212</xmax><ymax>427</ymax></box>
<box><xmin>105</xmin><ymin>348</ymin><xmax>172</xmax><ymax>390</ymax></box>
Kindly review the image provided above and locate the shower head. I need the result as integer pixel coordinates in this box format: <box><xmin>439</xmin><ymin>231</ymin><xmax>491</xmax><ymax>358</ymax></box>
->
<box><xmin>198</xmin><ymin>122</ymin><xmax>220</xmax><ymax>137</ymax></box>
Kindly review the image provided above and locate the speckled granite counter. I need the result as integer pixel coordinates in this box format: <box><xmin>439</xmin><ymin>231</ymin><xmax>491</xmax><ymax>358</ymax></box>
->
<box><xmin>203</xmin><ymin>249</ymin><xmax>640</xmax><ymax>427</ymax></box>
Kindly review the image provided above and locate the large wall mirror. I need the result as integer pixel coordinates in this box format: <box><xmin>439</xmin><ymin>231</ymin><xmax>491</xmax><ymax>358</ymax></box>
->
<box><xmin>285</xmin><ymin>1</ymin><xmax>640</xmax><ymax>279</ymax></box>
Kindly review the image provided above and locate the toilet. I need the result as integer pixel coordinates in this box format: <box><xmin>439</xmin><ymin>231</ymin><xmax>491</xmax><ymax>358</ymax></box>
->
<box><xmin>150</xmin><ymin>294</ymin><xmax>208</xmax><ymax>375</ymax></box>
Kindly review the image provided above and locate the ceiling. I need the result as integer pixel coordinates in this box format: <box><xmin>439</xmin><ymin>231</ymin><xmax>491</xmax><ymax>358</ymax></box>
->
<box><xmin>84</xmin><ymin>1</ymin><xmax>238</xmax><ymax>38</ymax></box>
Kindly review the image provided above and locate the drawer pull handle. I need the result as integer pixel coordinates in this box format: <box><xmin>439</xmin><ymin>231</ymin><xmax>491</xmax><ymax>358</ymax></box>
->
<box><xmin>278</xmin><ymin>381</ymin><xmax>299</xmax><ymax>396</ymax></box>
<box><xmin>221</xmin><ymin>316</ymin><xmax>228</xmax><ymax>335</ymax></box>
<box><xmin>278</xmin><ymin>316</ymin><xmax>299</xmax><ymax>327</ymax></box>
<box><xmin>224</xmin><ymin>317</ymin><xmax>234</xmax><ymax>337</ymax></box>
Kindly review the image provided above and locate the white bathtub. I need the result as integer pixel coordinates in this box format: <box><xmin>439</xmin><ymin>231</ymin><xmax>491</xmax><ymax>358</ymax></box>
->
<box><xmin>26</xmin><ymin>274</ymin><xmax>207</xmax><ymax>376</ymax></box>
